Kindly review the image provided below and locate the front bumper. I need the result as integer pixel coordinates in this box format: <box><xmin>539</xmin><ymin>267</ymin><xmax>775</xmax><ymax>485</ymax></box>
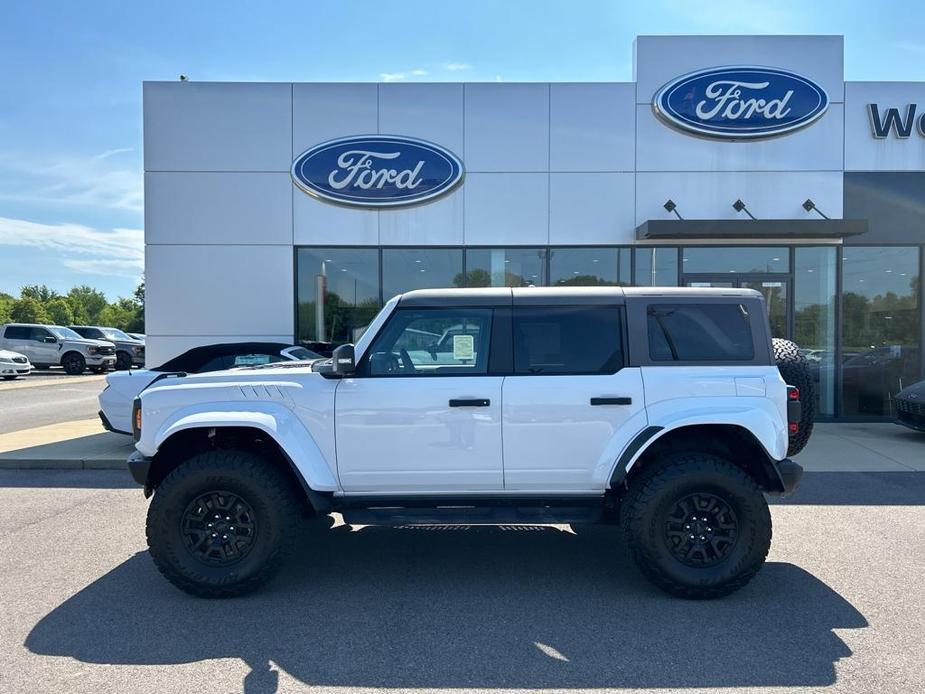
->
<box><xmin>87</xmin><ymin>355</ymin><xmax>117</xmax><ymax>367</ymax></box>
<box><xmin>770</xmin><ymin>459</ymin><xmax>803</xmax><ymax>496</ymax></box>
<box><xmin>0</xmin><ymin>364</ymin><xmax>31</xmax><ymax>376</ymax></box>
<box><xmin>127</xmin><ymin>450</ymin><xmax>152</xmax><ymax>487</ymax></box>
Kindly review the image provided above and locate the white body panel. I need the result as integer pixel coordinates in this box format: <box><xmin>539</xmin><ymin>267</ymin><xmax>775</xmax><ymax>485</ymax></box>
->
<box><xmin>334</xmin><ymin>376</ymin><xmax>504</xmax><ymax>493</ymax></box>
<box><xmin>100</xmin><ymin>369</ymin><xmax>160</xmax><ymax>433</ymax></box>
<box><xmin>0</xmin><ymin>349</ymin><xmax>32</xmax><ymax>378</ymax></box>
<box><xmin>501</xmin><ymin>370</ymin><xmax>646</xmax><ymax>491</ymax></box>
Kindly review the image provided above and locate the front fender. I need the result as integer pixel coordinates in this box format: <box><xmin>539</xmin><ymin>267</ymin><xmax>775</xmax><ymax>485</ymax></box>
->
<box><xmin>143</xmin><ymin>401</ymin><xmax>339</xmax><ymax>492</ymax></box>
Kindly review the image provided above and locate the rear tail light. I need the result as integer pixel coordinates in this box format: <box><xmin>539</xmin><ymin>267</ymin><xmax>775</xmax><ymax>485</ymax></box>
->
<box><xmin>788</xmin><ymin>387</ymin><xmax>800</xmax><ymax>400</ymax></box>
<box><xmin>789</xmin><ymin>422</ymin><xmax>799</xmax><ymax>434</ymax></box>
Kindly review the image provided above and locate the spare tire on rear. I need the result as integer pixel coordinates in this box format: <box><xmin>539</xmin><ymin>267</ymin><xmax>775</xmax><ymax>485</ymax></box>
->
<box><xmin>772</xmin><ymin>338</ymin><xmax>815</xmax><ymax>456</ymax></box>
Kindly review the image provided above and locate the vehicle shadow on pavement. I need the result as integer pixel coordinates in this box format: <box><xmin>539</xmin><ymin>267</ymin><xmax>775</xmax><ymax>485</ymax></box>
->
<box><xmin>26</xmin><ymin>519</ymin><xmax>867</xmax><ymax>693</ymax></box>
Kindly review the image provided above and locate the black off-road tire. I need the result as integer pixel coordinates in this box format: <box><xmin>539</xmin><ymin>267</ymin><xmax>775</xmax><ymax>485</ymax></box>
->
<box><xmin>622</xmin><ymin>453</ymin><xmax>772</xmax><ymax>599</ymax></box>
<box><xmin>772</xmin><ymin>338</ymin><xmax>815</xmax><ymax>456</ymax></box>
<box><xmin>115</xmin><ymin>351</ymin><xmax>132</xmax><ymax>370</ymax></box>
<box><xmin>146</xmin><ymin>450</ymin><xmax>302</xmax><ymax>598</ymax></box>
<box><xmin>61</xmin><ymin>352</ymin><xmax>86</xmax><ymax>375</ymax></box>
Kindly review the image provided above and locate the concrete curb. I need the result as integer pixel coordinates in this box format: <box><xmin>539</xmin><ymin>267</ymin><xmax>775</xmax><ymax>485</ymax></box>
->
<box><xmin>0</xmin><ymin>458</ymin><xmax>125</xmax><ymax>470</ymax></box>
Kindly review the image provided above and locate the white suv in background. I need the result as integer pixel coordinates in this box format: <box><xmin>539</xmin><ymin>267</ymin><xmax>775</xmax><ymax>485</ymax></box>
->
<box><xmin>0</xmin><ymin>324</ymin><xmax>117</xmax><ymax>375</ymax></box>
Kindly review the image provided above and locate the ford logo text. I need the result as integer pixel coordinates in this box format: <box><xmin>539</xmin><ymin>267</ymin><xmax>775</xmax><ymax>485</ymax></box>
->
<box><xmin>291</xmin><ymin>135</ymin><xmax>464</xmax><ymax>207</ymax></box>
<box><xmin>653</xmin><ymin>66</ymin><xmax>829</xmax><ymax>140</ymax></box>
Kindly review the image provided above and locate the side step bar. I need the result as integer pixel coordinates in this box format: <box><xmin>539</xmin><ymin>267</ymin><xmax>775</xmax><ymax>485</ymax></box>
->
<box><xmin>340</xmin><ymin>504</ymin><xmax>604</xmax><ymax>526</ymax></box>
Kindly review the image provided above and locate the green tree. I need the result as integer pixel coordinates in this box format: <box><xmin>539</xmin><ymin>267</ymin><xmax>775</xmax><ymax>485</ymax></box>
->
<box><xmin>0</xmin><ymin>292</ymin><xmax>14</xmax><ymax>324</ymax></box>
<box><xmin>10</xmin><ymin>297</ymin><xmax>49</xmax><ymax>323</ymax></box>
<box><xmin>98</xmin><ymin>298</ymin><xmax>136</xmax><ymax>331</ymax></box>
<box><xmin>66</xmin><ymin>285</ymin><xmax>108</xmax><ymax>325</ymax></box>
<box><xmin>20</xmin><ymin>284</ymin><xmax>60</xmax><ymax>303</ymax></box>
<box><xmin>45</xmin><ymin>298</ymin><xmax>75</xmax><ymax>326</ymax></box>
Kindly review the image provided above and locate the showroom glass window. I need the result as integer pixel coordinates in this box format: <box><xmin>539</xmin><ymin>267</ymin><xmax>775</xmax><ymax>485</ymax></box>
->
<box><xmin>682</xmin><ymin>247</ymin><xmax>789</xmax><ymax>274</ymax></box>
<box><xmin>382</xmin><ymin>249</ymin><xmax>464</xmax><ymax>299</ymax></box>
<box><xmin>841</xmin><ymin>247</ymin><xmax>920</xmax><ymax>417</ymax></box>
<box><xmin>296</xmin><ymin>248</ymin><xmax>380</xmax><ymax>345</ymax></box>
<box><xmin>634</xmin><ymin>247</ymin><xmax>678</xmax><ymax>286</ymax></box>
<box><xmin>465</xmin><ymin>248</ymin><xmax>547</xmax><ymax>287</ymax></box>
<box><xmin>549</xmin><ymin>248</ymin><xmax>631</xmax><ymax>286</ymax></box>
<box><xmin>794</xmin><ymin>247</ymin><xmax>837</xmax><ymax>416</ymax></box>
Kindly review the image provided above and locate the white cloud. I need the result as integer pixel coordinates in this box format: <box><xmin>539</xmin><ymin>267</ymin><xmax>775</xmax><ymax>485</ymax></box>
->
<box><xmin>410</xmin><ymin>68</ymin><xmax>429</xmax><ymax>76</ymax></box>
<box><xmin>0</xmin><ymin>215</ymin><xmax>143</xmax><ymax>280</ymax></box>
<box><xmin>495</xmin><ymin>75</ymin><xmax>503</xmax><ymax>82</ymax></box>
<box><xmin>380</xmin><ymin>72</ymin><xmax>407</xmax><ymax>82</ymax></box>
<box><xmin>444</xmin><ymin>63</ymin><xmax>471</xmax><ymax>71</ymax></box>
<box><xmin>0</xmin><ymin>150</ymin><xmax>143</xmax><ymax>213</ymax></box>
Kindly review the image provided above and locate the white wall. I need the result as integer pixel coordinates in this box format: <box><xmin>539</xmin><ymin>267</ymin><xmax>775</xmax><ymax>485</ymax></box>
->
<box><xmin>845</xmin><ymin>82</ymin><xmax>925</xmax><ymax>171</ymax></box>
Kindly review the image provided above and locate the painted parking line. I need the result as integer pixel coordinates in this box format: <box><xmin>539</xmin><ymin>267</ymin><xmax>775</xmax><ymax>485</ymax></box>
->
<box><xmin>0</xmin><ymin>374</ymin><xmax>105</xmax><ymax>392</ymax></box>
<box><xmin>0</xmin><ymin>419</ymin><xmax>105</xmax><ymax>454</ymax></box>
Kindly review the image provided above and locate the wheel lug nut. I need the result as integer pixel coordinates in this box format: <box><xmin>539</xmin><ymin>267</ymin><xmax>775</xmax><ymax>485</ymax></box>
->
<box><xmin>684</xmin><ymin>524</ymin><xmax>690</xmax><ymax>529</ymax></box>
<box><xmin>689</xmin><ymin>534</ymin><xmax>695</xmax><ymax>539</ymax></box>
<box><xmin>699</xmin><ymin>536</ymin><xmax>705</xmax><ymax>541</ymax></box>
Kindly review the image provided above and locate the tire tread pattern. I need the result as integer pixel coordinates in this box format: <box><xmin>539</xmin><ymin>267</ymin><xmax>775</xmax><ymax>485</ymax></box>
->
<box><xmin>772</xmin><ymin>338</ymin><xmax>815</xmax><ymax>456</ymax></box>
<box><xmin>623</xmin><ymin>453</ymin><xmax>771</xmax><ymax>599</ymax></box>
<box><xmin>146</xmin><ymin>450</ymin><xmax>301</xmax><ymax>598</ymax></box>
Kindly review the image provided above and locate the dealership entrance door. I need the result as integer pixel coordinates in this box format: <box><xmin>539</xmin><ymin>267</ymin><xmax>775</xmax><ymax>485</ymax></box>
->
<box><xmin>682</xmin><ymin>274</ymin><xmax>790</xmax><ymax>340</ymax></box>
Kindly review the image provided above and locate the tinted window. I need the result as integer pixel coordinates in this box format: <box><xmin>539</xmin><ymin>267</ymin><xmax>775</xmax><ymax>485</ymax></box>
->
<box><xmin>648</xmin><ymin>304</ymin><xmax>754</xmax><ymax>361</ymax></box>
<box><xmin>29</xmin><ymin>327</ymin><xmax>52</xmax><ymax>341</ymax></box>
<box><xmin>634</xmin><ymin>247</ymin><xmax>678</xmax><ymax>286</ymax></box>
<box><xmin>366</xmin><ymin>308</ymin><xmax>492</xmax><ymax>376</ymax></box>
<box><xmin>4</xmin><ymin>326</ymin><xmax>30</xmax><ymax>339</ymax></box>
<box><xmin>513</xmin><ymin>306</ymin><xmax>623</xmax><ymax>375</ymax></box>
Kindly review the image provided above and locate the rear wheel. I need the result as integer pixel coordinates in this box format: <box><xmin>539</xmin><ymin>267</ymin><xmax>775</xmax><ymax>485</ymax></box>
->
<box><xmin>623</xmin><ymin>453</ymin><xmax>771</xmax><ymax>599</ymax></box>
<box><xmin>773</xmin><ymin>338</ymin><xmax>815</xmax><ymax>456</ymax></box>
<box><xmin>61</xmin><ymin>352</ymin><xmax>86</xmax><ymax>375</ymax></box>
<box><xmin>146</xmin><ymin>450</ymin><xmax>302</xmax><ymax>598</ymax></box>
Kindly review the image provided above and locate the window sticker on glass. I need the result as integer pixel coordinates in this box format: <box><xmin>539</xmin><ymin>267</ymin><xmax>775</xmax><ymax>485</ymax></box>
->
<box><xmin>453</xmin><ymin>334</ymin><xmax>475</xmax><ymax>361</ymax></box>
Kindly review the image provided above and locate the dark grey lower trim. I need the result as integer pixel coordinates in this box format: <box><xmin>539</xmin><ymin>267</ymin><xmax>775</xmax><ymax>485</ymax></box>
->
<box><xmin>636</xmin><ymin>218</ymin><xmax>868</xmax><ymax>240</ymax></box>
<box><xmin>609</xmin><ymin>425</ymin><xmax>664</xmax><ymax>488</ymax></box>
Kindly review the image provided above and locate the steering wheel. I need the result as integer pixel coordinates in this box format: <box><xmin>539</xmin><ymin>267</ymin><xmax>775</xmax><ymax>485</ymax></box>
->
<box><xmin>399</xmin><ymin>348</ymin><xmax>416</xmax><ymax>372</ymax></box>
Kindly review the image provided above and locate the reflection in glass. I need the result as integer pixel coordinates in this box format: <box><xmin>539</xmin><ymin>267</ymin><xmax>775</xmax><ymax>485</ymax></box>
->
<box><xmin>464</xmin><ymin>248</ymin><xmax>547</xmax><ymax>287</ymax></box>
<box><xmin>683</xmin><ymin>247</ymin><xmax>789</xmax><ymax>274</ymax></box>
<box><xmin>549</xmin><ymin>248</ymin><xmax>631</xmax><ymax>286</ymax></box>
<box><xmin>635</xmin><ymin>247</ymin><xmax>678</xmax><ymax>286</ymax></box>
<box><xmin>296</xmin><ymin>248</ymin><xmax>380</xmax><ymax>345</ymax></box>
<box><xmin>841</xmin><ymin>247</ymin><xmax>920</xmax><ymax>416</ymax></box>
<box><xmin>382</xmin><ymin>249</ymin><xmax>463</xmax><ymax>299</ymax></box>
<box><xmin>794</xmin><ymin>247</ymin><xmax>836</xmax><ymax>416</ymax></box>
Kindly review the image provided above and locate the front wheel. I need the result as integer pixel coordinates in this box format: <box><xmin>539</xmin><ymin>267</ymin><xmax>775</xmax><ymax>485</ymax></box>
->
<box><xmin>623</xmin><ymin>453</ymin><xmax>771</xmax><ymax>599</ymax></box>
<box><xmin>61</xmin><ymin>352</ymin><xmax>86</xmax><ymax>375</ymax></box>
<box><xmin>146</xmin><ymin>450</ymin><xmax>302</xmax><ymax>598</ymax></box>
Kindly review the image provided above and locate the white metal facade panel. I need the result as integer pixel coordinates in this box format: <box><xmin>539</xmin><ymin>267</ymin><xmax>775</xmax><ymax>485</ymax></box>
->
<box><xmin>464</xmin><ymin>173</ymin><xmax>549</xmax><ymax>245</ymax></box>
<box><xmin>292</xmin><ymin>83</ymin><xmax>378</xmax><ymax>157</ymax></box>
<box><xmin>464</xmin><ymin>84</ymin><xmax>550</xmax><ymax>172</ymax></box>
<box><xmin>143</xmin><ymin>82</ymin><xmax>291</xmax><ymax>172</ymax></box>
<box><xmin>636</xmin><ymin>104</ymin><xmax>845</xmax><ymax>172</ymax></box>
<box><xmin>845</xmin><ymin>82</ymin><xmax>925</xmax><ymax>171</ymax></box>
<box><xmin>550</xmin><ymin>83</ymin><xmax>635</xmax><ymax>172</ymax></box>
<box><xmin>379</xmin><ymin>83</ymin><xmax>465</xmax><ymax>156</ymax></box>
<box><xmin>379</xmin><ymin>186</ymin><xmax>464</xmax><ymax>245</ymax></box>
<box><xmin>293</xmin><ymin>190</ymin><xmax>379</xmax><ymax>246</ymax></box>
<box><xmin>145</xmin><ymin>245</ymin><xmax>294</xmax><ymax>337</ymax></box>
<box><xmin>633</xmin><ymin>35</ymin><xmax>845</xmax><ymax>104</ymax></box>
<box><xmin>145</xmin><ymin>172</ymin><xmax>292</xmax><ymax>245</ymax></box>
<box><xmin>549</xmin><ymin>173</ymin><xmax>635</xmax><ymax>244</ymax></box>
<box><xmin>635</xmin><ymin>171</ymin><xmax>844</xmax><ymax>225</ymax></box>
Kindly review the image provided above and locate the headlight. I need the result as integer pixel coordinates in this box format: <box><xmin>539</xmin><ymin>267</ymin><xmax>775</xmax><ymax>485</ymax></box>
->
<box><xmin>87</xmin><ymin>347</ymin><xmax>99</xmax><ymax>355</ymax></box>
<box><xmin>132</xmin><ymin>345</ymin><xmax>144</xmax><ymax>354</ymax></box>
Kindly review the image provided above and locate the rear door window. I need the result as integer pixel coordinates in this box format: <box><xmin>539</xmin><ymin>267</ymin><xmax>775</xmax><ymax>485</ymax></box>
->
<box><xmin>4</xmin><ymin>326</ymin><xmax>30</xmax><ymax>340</ymax></box>
<box><xmin>512</xmin><ymin>306</ymin><xmax>623</xmax><ymax>375</ymax></box>
<box><xmin>647</xmin><ymin>303</ymin><xmax>754</xmax><ymax>361</ymax></box>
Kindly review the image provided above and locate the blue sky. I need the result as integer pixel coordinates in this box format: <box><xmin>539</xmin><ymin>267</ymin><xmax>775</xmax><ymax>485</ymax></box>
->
<box><xmin>1</xmin><ymin>0</ymin><xmax>923</xmax><ymax>299</ymax></box>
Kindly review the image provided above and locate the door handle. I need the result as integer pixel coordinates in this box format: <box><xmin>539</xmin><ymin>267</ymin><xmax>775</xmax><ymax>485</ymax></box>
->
<box><xmin>449</xmin><ymin>398</ymin><xmax>491</xmax><ymax>407</ymax></box>
<box><xmin>590</xmin><ymin>397</ymin><xmax>632</xmax><ymax>406</ymax></box>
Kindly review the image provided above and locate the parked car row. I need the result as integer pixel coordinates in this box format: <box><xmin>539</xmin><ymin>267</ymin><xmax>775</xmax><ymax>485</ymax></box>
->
<box><xmin>0</xmin><ymin>322</ymin><xmax>146</xmax><ymax>378</ymax></box>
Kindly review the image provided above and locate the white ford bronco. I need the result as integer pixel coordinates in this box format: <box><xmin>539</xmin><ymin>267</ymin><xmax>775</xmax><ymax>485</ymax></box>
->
<box><xmin>129</xmin><ymin>287</ymin><xmax>809</xmax><ymax>599</ymax></box>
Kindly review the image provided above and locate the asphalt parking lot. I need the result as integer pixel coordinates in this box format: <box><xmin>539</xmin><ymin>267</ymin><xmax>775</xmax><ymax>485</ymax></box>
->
<box><xmin>0</xmin><ymin>371</ymin><xmax>107</xmax><ymax>434</ymax></box>
<box><xmin>0</xmin><ymin>469</ymin><xmax>923</xmax><ymax>694</ymax></box>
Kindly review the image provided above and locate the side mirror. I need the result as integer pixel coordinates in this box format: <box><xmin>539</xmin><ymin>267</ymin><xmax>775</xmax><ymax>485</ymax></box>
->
<box><xmin>42</xmin><ymin>336</ymin><xmax>57</xmax><ymax>344</ymax></box>
<box><xmin>319</xmin><ymin>344</ymin><xmax>355</xmax><ymax>379</ymax></box>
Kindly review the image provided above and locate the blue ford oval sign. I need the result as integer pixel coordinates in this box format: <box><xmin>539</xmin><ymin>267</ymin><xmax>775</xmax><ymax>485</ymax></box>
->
<box><xmin>653</xmin><ymin>66</ymin><xmax>829</xmax><ymax>140</ymax></box>
<box><xmin>291</xmin><ymin>135</ymin><xmax>464</xmax><ymax>207</ymax></box>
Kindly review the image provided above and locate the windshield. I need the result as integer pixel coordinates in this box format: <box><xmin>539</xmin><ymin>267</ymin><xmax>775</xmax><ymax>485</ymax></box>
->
<box><xmin>49</xmin><ymin>327</ymin><xmax>83</xmax><ymax>340</ymax></box>
<box><xmin>286</xmin><ymin>347</ymin><xmax>320</xmax><ymax>361</ymax></box>
<box><xmin>101</xmin><ymin>328</ymin><xmax>131</xmax><ymax>341</ymax></box>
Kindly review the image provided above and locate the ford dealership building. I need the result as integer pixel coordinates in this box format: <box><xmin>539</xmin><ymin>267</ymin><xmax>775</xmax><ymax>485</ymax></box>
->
<box><xmin>143</xmin><ymin>35</ymin><xmax>925</xmax><ymax>420</ymax></box>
